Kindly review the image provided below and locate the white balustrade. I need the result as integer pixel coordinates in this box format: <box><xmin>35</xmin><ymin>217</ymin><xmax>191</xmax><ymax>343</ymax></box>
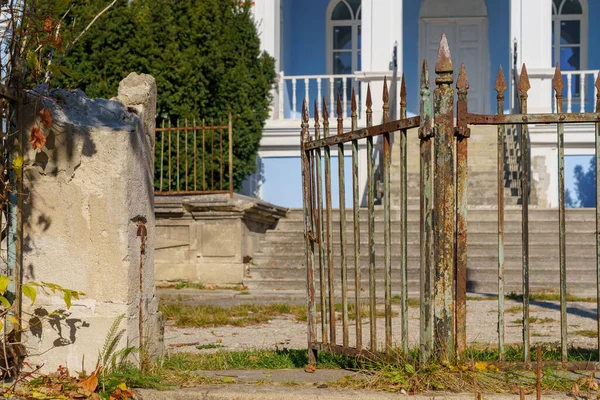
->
<box><xmin>274</xmin><ymin>74</ymin><xmax>360</xmax><ymax>120</ymax></box>
<box><xmin>557</xmin><ymin>70</ymin><xmax>599</xmax><ymax>113</ymax></box>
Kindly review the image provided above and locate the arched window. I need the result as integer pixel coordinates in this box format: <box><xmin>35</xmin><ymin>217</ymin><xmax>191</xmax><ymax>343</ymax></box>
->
<box><xmin>327</xmin><ymin>0</ymin><xmax>361</xmax><ymax>76</ymax></box>
<box><xmin>552</xmin><ymin>0</ymin><xmax>588</xmax><ymax>96</ymax></box>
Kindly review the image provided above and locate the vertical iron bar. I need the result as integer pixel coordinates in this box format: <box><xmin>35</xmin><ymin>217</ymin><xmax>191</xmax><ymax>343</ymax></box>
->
<box><xmin>338</xmin><ymin>95</ymin><xmax>349</xmax><ymax>348</ymax></box>
<box><xmin>160</xmin><ymin>120</ymin><xmax>165</xmax><ymax>191</ymax></box>
<box><xmin>185</xmin><ymin>119</ymin><xmax>188</xmax><ymax>191</ymax></box>
<box><xmin>419</xmin><ymin>61</ymin><xmax>434</xmax><ymax>363</ymax></box>
<box><xmin>211</xmin><ymin>119</ymin><xmax>215</xmax><ymax>191</ymax></box>
<box><xmin>194</xmin><ymin>119</ymin><xmax>197</xmax><ymax>191</ymax></box>
<box><xmin>366</xmin><ymin>85</ymin><xmax>376</xmax><ymax>351</ymax></box>
<box><xmin>495</xmin><ymin>67</ymin><xmax>507</xmax><ymax>360</ymax></box>
<box><xmin>301</xmin><ymin>101</ymin><xmax>318</xmax><ymax>365</ymax></box>
<box><xmin>382</xmin><ymin>78</ymin><xmax>392</xmax><ymax>352</ymax></box>
<box><xmin>350</xmin><ymin>91</ymin><xmax>361</xmax><ymax>350</ymax></box>
<box><xmin>553</xmin><ymin>65</ymin><xmax>568</xmax><ymax>364</ymax></box>
<box><xmin>168</xmin><ymin>120</ymin><xmax>172</xmax><ymax>192</ymax></box>
<box><xmin>314</xmin><ymin>101</ymin><xmax>326</xmax><ymax>344</ymax></box>
<box><xmin>177</xmin><ymin>119</ymin><xmax>180</xmax><ymax>191</ymax></box>
<box><xmin>400</xmin><ymin>75</ymin><xmax>409</xmax><ymax>355</ymax></box>
<box><xmin>455</xmin><ymin>64</ymin><xmax>469</xmax><ymax>359</ymax></box>
<box><xmin>322</xmin><ymin>103</ymin><xmax>331</xmax><ymax>344</ymax></box>
<box><xmin>229</xmin><ymin>114</ymin><xmax>233</xmax><ymax>197</ymax></box>
<box><xmin>202</xmin><ymin>119</ymin><xmax>206</xmax><ymax>191</ymax></box>
<box><xmin>220</xmin><ymin>117</ymin><xmax>224</xmax><ymax>191</ymax></box>
<box><xmin>433</xmin><ymin>34</ymin><xmax>456</xmax><ymax>361</ymax></box>
<box><xmin>518</xmin><ymin>64</ymin><xmax>531</xmax><ymax>363</ymax></box>
<box><xmin>325</xmin><ymin>108</ymin><xmax>335</xmax><ymax>345</ymax></box>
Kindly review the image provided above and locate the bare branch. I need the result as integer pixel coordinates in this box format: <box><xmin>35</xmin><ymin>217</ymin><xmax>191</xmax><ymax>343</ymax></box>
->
<box><xmin>54</xmin><ymin>0</ymin><xmax>118</xmax><ymax>69</ymax></box>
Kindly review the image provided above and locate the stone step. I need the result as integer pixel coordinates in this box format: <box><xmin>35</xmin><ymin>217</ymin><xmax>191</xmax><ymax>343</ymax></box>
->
<box><xmin>256</xmin><ymin>241</ymin><xmax>598</xmax><ymax>258</ymax></box>
<box><xmin>261</xmin><ymin>231</ymin><xmax>597</xmax><ymax>245</ymax></box>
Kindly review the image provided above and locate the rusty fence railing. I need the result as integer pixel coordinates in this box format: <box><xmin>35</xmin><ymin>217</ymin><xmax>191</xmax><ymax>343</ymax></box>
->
<box><xmin>301</xmin><ymin>33</ymin><xmax>600</xmax><ymax>368</ymax></box>
<box><xmin>154</xmin><ymin>113</ymin><xmax>233</xmax><ymax>195</ymax></box>
<box><xmin>301</xmin><ymin>77</ymin><xmax>423</xmax><ymax>363</ymax></box>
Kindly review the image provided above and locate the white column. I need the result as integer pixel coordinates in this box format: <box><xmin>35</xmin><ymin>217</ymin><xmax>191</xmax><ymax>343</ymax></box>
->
<box><xmin>360</xmin><ymin>0</ymin><xmax>403</xmax><ymax>122</ymax></box>
<box><xmin>515</xmin><ymin>0</ymin><xmax>553</xmax><ymax>113</ymax></box>
<box><xmin>358</xmin><ymin>0</ymin><xmax>402</xmax><ymax>205</ymax></box>
<box><xmin>252</xmin><ymin>0</ymin><xmax>282</xmax><ymax>119</ymax></box>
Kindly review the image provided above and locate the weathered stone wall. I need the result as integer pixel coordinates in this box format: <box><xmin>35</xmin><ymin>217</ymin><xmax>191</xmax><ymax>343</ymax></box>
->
<box><xmin>155</xmin><ymin>194</ymin><xmax>287</xmax><ymax>285</ymax></box>
<box><xmin>21</xmin><ymin>73</ymin><xmax>162</xmax><ymax>372</ymax></box>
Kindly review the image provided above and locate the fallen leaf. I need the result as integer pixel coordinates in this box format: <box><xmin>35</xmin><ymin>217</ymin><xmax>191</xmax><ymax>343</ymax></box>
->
<box><xmin>220</xmin><ymin>377</ymin><xmax>235</xmax><ymax>383</ymax></box>
<box><xmin>587</xmin><ymin>377</ymin><xmax>599</xmax><ymax>391</ymax></box>
<box><xmin>304</xmin><ymin>364</ymin><xmax>317</xmax><ymax>373</ymax></box>
<box><xmin>474</xmin><ymin>361</ymin><xmax>488</xmax><ymax>371</ymax></box>
<box><xmin>317</xmin><ymin>384</ymin><xmax>328</xmax><ymax>389</ymax></box>
<box><xmin>77</xmin><ymin>374</ymin><xmax>98</xmax><ymax>393</ymax></box>
<box><xmin>572</xmin><ymin>382</ymin><xmax>580</xmax><ymax>396</ymax></box>
<box><xmin>40</xmin><ymin>108</ymin><xmax>53</xmax><ymax>127</ymax></box>
<box><xmin>30</xmin><ymin>126</ymin><xmax>46</xmax><ymax>150</ymax></box>
<box><xmin>248</xmin><ymin>356</ymin><xmax>258</xmax><ymax>362</ymax></box>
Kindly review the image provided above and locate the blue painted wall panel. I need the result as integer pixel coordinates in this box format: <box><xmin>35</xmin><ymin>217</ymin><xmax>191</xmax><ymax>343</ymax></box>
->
<box><xmin>262</xmin><ymin>156</ymin><xmax>354</xmax><ymax>208</ymax></box>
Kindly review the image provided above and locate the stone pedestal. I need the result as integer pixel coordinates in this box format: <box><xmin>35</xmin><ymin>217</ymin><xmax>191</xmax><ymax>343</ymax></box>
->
<box><xmin>20</xmin><ymin>73</ymin><xmax>162</xmax><ymax>372</ymax></box>
<box><xmin>155</xmin><ymin>194</ymin><xmax>288</xmax><ymax>285</ymax></box>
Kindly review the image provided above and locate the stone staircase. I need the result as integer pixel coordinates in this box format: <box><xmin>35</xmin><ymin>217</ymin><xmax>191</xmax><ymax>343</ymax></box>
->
<box><xmin>246</xmin><ymin>124</ymin><xmax>590</xmax><ymax>296</ymax></box>
<box><xmin>247</xmin><ymin>207</ymin><xmax>599</xmax><ymax>297</ymax></box>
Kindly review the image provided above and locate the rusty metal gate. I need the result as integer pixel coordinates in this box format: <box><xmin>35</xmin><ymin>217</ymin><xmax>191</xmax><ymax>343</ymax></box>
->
<box><xmin>300</xmin><ymin>34</ymin><xmax>600</xmax><ymax>367</ymax></box>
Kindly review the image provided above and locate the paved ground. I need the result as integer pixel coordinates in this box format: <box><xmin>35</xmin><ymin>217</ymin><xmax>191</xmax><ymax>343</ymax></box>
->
<box><xmin>155</xmin><ymin>288</ymin><xmax>597</xmax><ymax>399</ymax></box>
<box><xmin>160</xmin><ymin>288</ymin><xmax>599</xmax><ymax>353</ymax></box>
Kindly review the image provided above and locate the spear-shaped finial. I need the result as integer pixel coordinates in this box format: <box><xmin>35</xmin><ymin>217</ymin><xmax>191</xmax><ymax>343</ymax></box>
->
<box><xmin>322</xmin><ymin>97</ymin><xmax>329</xmax><ymax>122</ymax></box>
<box><xmin>336</xmin><ymin>93</ymin><xmax>343</xmax><ymax>120</ymax></box>
<box><xmin>400</xmin><ymin>73</ymin><xmax>407</xmax><ymax>107</ymax></box>
<box><xmin>494</xmin><ymin>65</ymin><xmax>507</xmax><ymax>95</ymax></box>
<box><xmin>435</xmin><ymin>33</ymin><xmax>453</xmax><ymax>74</ymax></box>
<box><xmin>518</xmin><ymin>64</ymin><xmax>531</xmax><ymax>97</ymax></box>
<box><xmin>314</xmin><ymin>99</ymin><xmax>320</xmax><ymax>123</ymax></box>
<box><xmin>302</xmin><ymin>98</ymin><xmax>309</xmax><ymax>123</ymax></box>
<box><xmin>421</xmin><ymin>60</ymin><xmax>430</xmax><ymax>91</ymax></box>
<box><xmin>366</xmin><ymin>83</ymin><xmax>373</xmax><ymax>109</ymax></box>
<box><xmin>301</xmin><ymin>99</ymin><xmax>309</xmax><ymax>142</ymax></box>
<box><xmin>382</xmin><ymin>76</ymin><xmax>389</xmax><ymax>105</ymax></box>
<box><xmin>457</xmin><ymin>63</ymin><xmax>469</xmax><ymax>93</ymax></box>
<box><xmin>552</xmin><ymin>63</ymin><xmax>564</xmax><ymax>95</ymax></box>
<box><xmin>351</xmin><ymin>87</ymin><xmax>357</xmax><ymax>115</ymax></box>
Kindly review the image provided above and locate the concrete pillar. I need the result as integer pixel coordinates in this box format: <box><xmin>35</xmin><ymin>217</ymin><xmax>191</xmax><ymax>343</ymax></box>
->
<box><xmin>513</xmin><ymin>0</ymin><xmax>553</xmax><ymax>113</ymax></box>
<box><xmin>22</xmin><ymin>73</ymin><xmax>163</xmax><ymax>372</ymax></box>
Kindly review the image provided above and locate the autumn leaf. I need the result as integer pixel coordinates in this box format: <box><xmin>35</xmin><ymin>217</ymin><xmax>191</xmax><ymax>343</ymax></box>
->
<box><xmin>40</xmin><ymin>108</ymin><xmax>53</xmax><ymax>127</ymax></box>
<box><xmin>474</xmin><ymin>361</ymin><xmax>488</xmax><ymax>371</ymax></box>
<box><xmin>304</xmin><ymin>364</ymin><xmax>316</xmax><ymax>373</ymax></box>
<box><xmin>572</xmin><ymin>382</ymin><xmax>581</xmax><ymax>396</ymax></box>
<box><xmin>43</xmin><ymin>17</ymin><xmax>53</xmax><ymax>34</ymax></box>
<box><xmin>77</xmin><ymin>374</ymin><xmax>98</xmax><ymax>393</ymax></box>
<box><xmin>30</xmin><ymin>126</ymin><xmax>46</xmax><ymax>150</ymax></box>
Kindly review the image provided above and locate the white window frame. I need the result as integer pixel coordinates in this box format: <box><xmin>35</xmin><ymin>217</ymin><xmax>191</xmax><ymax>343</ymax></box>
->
<box><xmin>552</xmin><ymin>0</ymin><xmax>588</xmax><ymax>75</ymax></box>
<box><xmin>326</xmin><ymin>0</ymin><xmax>361</xmax><ymax>76</ymax></box>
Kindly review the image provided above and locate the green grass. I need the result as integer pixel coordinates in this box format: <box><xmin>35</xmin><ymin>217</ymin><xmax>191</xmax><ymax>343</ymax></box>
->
<box><xmin>162</xmin><ymin>349</ymin><xmax>359</xmax><ymax>371</ymax></box>
<box><xmin>392</xmin><ymin>296</ymin><xmax>420</xmax><ymax>307</ymax></box>
<box><xmin>506</xmin><ymin>291</ymin><xmax>595</xmax><ymax>302</ymax></box>
<box><xmin>196</xmin><ymin>344</ymin><xmax>225</xmax><ymax>350</ymax></box>
<box><xmin>572</xmin><ymin>329</ymin><xmax>597</xmax><ymax>338</ymax></box>
<box><xmin>504</xmin><ymin>306</ymin><xmax>522</xmax><ymax>314</ymax></box>
<box><xmin>160</xmin><ymin>303</ymin><xmax>307</xmax><ymax>327</ymax></box>
<box><xmin>512</xmin><ymin>316</ymin><xmax>556</xmax><ymax>325</ymax></box>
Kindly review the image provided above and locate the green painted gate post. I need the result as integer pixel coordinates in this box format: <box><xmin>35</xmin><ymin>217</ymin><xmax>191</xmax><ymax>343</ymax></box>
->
<box><xmin>432</xmin><ymin>34</ymin><xmax>456</xmax><ymax>362</ymax></box>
